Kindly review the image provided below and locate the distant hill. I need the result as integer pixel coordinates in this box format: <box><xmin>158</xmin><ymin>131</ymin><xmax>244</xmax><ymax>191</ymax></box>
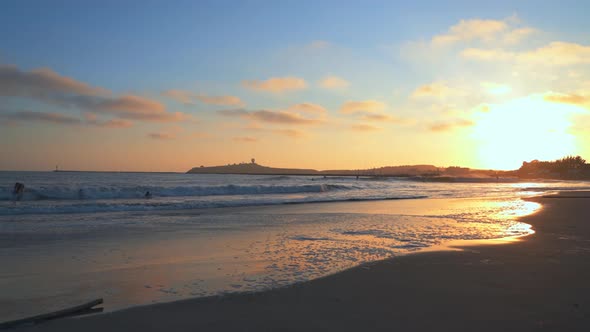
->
<box><xmin>187</xmin><ymin>163</ymin><xmax>319</xmax><ymax>175</ymax></box>
<box><xmin>187</xmin><ymin>162</ymin><xmax>444</xmax><ymax>176</ymax></box>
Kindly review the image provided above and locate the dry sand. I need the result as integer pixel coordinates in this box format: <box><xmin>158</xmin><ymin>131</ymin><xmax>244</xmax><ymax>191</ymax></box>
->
<box><xmin>17</xmin><ymin>192</ymin><xmax>590</xmax><ymax>331</ymax></box>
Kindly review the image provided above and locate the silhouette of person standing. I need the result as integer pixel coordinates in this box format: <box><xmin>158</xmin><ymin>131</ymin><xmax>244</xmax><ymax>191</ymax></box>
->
<box><xmin>13</xmin><ymin>182</ymin><xmax>25</xmax><ymax>201</ymax></box>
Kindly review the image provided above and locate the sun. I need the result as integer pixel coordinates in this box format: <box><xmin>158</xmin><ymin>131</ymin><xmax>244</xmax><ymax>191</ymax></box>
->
<box><xmin>471</xmin><ymin>95</ymin><xmax>581</xmax><ymax>170</ymax></box>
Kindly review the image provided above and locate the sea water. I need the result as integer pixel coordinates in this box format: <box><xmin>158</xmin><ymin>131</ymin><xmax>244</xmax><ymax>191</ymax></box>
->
<box><xmin>1</xmin><ymin>172</ymin><xmax>589</xmax><ymax>320</ymax></box>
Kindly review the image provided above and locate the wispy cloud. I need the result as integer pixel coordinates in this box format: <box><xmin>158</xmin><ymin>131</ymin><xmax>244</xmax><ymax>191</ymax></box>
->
<box><xmin>1</xmin><ymin>64</ymin><xmax>190</xmax><ymax>124</ymax></box>
<box><xmin>162</xmin><ymin>89</ymin><xmax>244</xmax><ymax>106</ymax></box>
<box><xmin>432</xmin><ymin>19</ymin><xmax>508</xmax><ymax>46</ymax></box>
<box><xmin>0</xmin><ymin>64</ymin><xmax>109</xmax><ymax>98</ymax></box>
<box><xmin>242</xmin><ymin>77</ymin><xmax>307</xmax><ymax>93</ymax></box>
<box><xmin>544</xmin><ymin>92</ymin><xmax>590</xmax><ymax>108</ymax></box>
<box><xmin>462</xmin><ymin>42</ymin><xmax>590</xmax><ymax>66</ymax></box>
<box><xmin>351</xmin><ymin>124</ymin><xmax>381</xmax><ymax>132</ymax></box>
<box><xmin>340</xmin><ymin>100</ymin><xmax>386</xmax><ymax>114</ymax></box>
<box><xmin>148</xmin><ymin>132</ymin><xmax>176</xmax><ymax>140</ymax></box>
<box><xmin>233</xmin><ymin>136</ymin><xmax>258</xmax><ymax>142</ymax></box>
<box><xmin>319</xmin><ymin>76</ymin><xmax>350</xmax><ymax>89</ymax></box>
<box><xmin>161</xmin><ymin>90</ymin><xmax>194</xmax><ymax>105</ymax></box>
<box><xmin>429</xmin><ymin>119</ymin><xmax>475</xmax><ymax>132</ymax></box>
<box><xmin>411</xmin><ymin>82</ymin><xmax>466</xmax><ymax>99</ymax></box>
<box><xmin>271</xmin><ymin>128</ymin><xmax>306</xmax><ymax>138</ymax></box>
<box><xmin>287</xmin><ymin>103</ymin><xmax>327</xmax><ymax>115</ymax></box>
<box><xmin>0</xmin><ymin>110</ymin><xmax>81</xmax><ymax>125</ymax></box>
<box><xmin>218</xmin><ymin>102</ymin><xmax>326</xmax><ymax>126</ymax></box>
<box><xmin>1</xmin><ymin>109</ymin><xmax>134</xmax><ymax>128</ymax></box>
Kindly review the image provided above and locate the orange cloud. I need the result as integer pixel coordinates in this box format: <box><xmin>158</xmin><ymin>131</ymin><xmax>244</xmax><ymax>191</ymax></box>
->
<box><xmin>462</xmin><ymin>42</ymin><xmax>590</xmax><ymax>66</ymax></box>
<box><xmin>272</xmin><ymin>129</ymin><xmax>306</xmax><ymax>138</ymax></box>
<box><xmin>319</xmin><ymin>76</ymin><xmax>350</xmax><ymax>89</ymax></box>
<box><xmin>161</xmin><ymin>90</ymin><xmax>194</xmax><ymax>104</ymax></box>
<box><xmin>340</xmin><ymin>100</ymin><xmax>386</xmax><ymax>114</ymax></box>
<box><xmin>351</xmin><ymin>124</ymin><xmax>381</xmax><ymax>132</ymax></box>
<box><xmin>242</xmin><ymin>77</ymin><xmax>307</xmax><ymax>93</ymax></box>
<box><xmin>148</xmin><ymin>132</ymin><xmax>176</xmax><ymax>140</ymax></box>
<box><xmin>94</xmin><ymin>94</ymin><xmax>188</xmax><ymax>122</ymax></box>
<box><xmin>218</xmin><ymin>109</ymin><xmax>321</xmax><ymax>125</ymax></box>
<box><xmin>162</xmin><ymin>90</ymin><xmax>244</xmax><ymax>106</ymax></box>
<box><xmin>429</xmin><ymin>119</ymin><xmax>475</xmax><ymax>132</ymax></box>
<box><xmin>412</xmin><ymin>82</ymin><xmax>466</xmax><ymax>99</ymax></box>
<box><xmin>544</xmin><ymin>92</ymin><xmax>590</xmax><ymax>108</ymax></box>
<box><xmin>432</xmin><ymin>19</ymin><xmax>508</xmax><ymax>46</ymax></box>
<box><xmin>197</xmin><ymin>94</ymin><xmax>243</xmax><ymax>106</ymax></box>
<box><xmin>287</xmin><ymin>103</ymin><xmax>327</xmax><ymax>115</ymax></box>
<box><xmin>233</xmin><ymin>136</ymin><xmax>258</xmax><ymax>142</ymax></box>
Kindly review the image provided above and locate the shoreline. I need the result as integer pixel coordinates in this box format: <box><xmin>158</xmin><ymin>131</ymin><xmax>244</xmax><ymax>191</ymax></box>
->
<box><xmin>17</xmin><ymin>192</ymin><xmax>590</xmax><ymax>331</ymax></box>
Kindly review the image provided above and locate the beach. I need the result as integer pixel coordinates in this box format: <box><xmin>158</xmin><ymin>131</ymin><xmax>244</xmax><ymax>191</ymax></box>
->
<box><xmin>12</xmin><ymin>191</ymin><xmax>590</xmax><ymax>331</ymax></box>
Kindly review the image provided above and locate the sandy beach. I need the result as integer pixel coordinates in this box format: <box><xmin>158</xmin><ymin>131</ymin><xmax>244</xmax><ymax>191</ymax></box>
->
<box><xmin>13</xmin><ymin>191</ymin><xmax>590</xmax><ymax>331</ymax></box>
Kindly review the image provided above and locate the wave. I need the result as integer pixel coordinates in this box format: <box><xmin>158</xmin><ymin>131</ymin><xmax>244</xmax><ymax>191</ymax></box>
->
<box><xmin>0</xmin><ymin>183</ymin><xmax>356</xmax><ymax>202</ymax></box>
<box><xmin>0</xmin><ymin>195</ymin><xmax>428</xmax><ymax>216</ymax></box>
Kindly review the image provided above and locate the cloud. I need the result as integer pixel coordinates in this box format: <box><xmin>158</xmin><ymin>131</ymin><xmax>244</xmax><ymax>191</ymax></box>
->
<box><xmin>432</xmin><ymin>19</ymin><xmax>508</xmax><ymax>46</ymax></box>
<box><xmin>1</xmin><ymin>64</ymin><xmax>190</xmax><ymax>124</ymax></box>
<box><xmin>520</xmin><ymin>42</ymin><xmax>590</xmax><ymax>66</ymax></box>
<box><xmin>0</xmin><ymin>65</ymin><xmax>109</xmax><ymax>98</ymax></box>
<box><xmin>197</xmin><ymin>94</ymin><xmax>243</xmax><ymax>106</ymax></box>
<box><xmin>412</xmin><ymin>82</ymin><xmax>466</xmax><ymax>99</ymax></box>
<box><xmin>340</xmin><ymin>100</ymin><xmax>386</xmax><ymax>114</ymax></box>
<box><xmin>0</xmin><ymin>110</ymin><xmax>81</xmax><ymax>125</ymax></box>
<box><xmin>503</xmin><ymin>27</ymin><xmax>536</xmax><ymax>44</ymax></box>
<box><xmin>161</xmin><ymin>90</ymin><xmax>194</xmax><ymax>105</ymax></box>
<box><xmin>462</xmin><ymin>42</ymin><xmax>590</xmax><ymax>66</ymax></box>
<box><xmin>359</xmin><ymin>112</ymin><xmax>401</xmax><ymax>122</ymax></box>
<box><xmin>242</xmin><ymin>77</ymin><xmax>307</xmax><ymax>93</ymax></box>
<box><xmin>218</xmin><ymin>108</ymin><xmax>321</xmax><ymax>125</ymax></box>
<box><xmin>91</xmin><ymin>94</ymin><xmax>188</xmax><ymax>122</ymax></box>
<box><xmin>233</xmin><ymin>136</ymin><xmax>258</xmax><ymax>142</ymax></box>
<box><xmin>272</xmin><ymin>129</ymin><xmax>305</xmax><ymax>138</ymax></box>
<box><xmin>431</xmin><ymin>16</ymin><xmax>535</xmax><ymax>47</ymax></box>
<box><xmin>287</xmin><ymin>103</ymin><xmax>327</xmax><ymax>115</ymax></box>
<box><xmin>351</xmin><ymin>124</ymin><xmax>381</xmax><ymax>132</ymax></box>
<box><xmin>218</xmin><ymin>109</ymin><xmax>249</xmax><ymax>117</ymax></box>
<box><xmin>148</xmin><ymin>132</ymin><xmax>176</xmax><ymax>140</ymax></box>
<box><xmin>319</xmin><ymin>76</ymin><xmax>350</xmax><ymax>89</ymax></box>
<box><xmin>249</xmin><ymin>110</ymin><xmax>319</xmax><ymax>125</ymax></box>
<box><xmin>162</xmin><ymin>90</ymin><xmax>244</xmax><ymax>106</ymax></box>
<box><xmin>429</xmin><ymin>119</ymin><xmax>475</xmax><ymax>132</ymax></box>
<box><xmin>544</xmin><ymin>92</ymin><xmax>590</xmax><ymax>108</ymax></box>
<box><xmin>461</xmin><ymin>48</ymin><xmax>513</xmax><ymax>61</ymax></box>
<box><xmin>0</xmin><ymin>110</ymin><xmax>133</xmax><ymax>128</ymax></box>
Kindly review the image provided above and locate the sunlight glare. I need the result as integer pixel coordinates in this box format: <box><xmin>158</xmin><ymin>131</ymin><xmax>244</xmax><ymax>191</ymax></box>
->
<box><xmin>472</xmin><ymin>95</ymin><xmax>581</xmax><ymax>170</ymax></box>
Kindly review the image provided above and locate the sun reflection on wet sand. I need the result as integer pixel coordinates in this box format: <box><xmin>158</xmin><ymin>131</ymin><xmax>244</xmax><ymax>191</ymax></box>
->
<box><xmin>0</xmin><ymin>197</ymin><xmax>543</xmax><ymax>321</ymax></box>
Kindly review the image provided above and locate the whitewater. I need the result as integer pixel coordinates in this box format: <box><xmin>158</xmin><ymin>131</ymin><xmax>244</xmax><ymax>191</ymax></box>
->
<box><xmin>1</xmin><ymin>171</ymin><xmax>590</xmax><ymax>321</ymax></box>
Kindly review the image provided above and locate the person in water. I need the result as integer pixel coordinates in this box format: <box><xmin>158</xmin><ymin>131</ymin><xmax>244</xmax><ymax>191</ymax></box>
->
<box><xmin>13</xmin><ymin>182</ymin><xmax>25</xmax><ymax>201</ymax></box>
<box><xmin>145</xmin><ymin>191</ymin><xmax>152</xmax><ymax>199</ymax></box>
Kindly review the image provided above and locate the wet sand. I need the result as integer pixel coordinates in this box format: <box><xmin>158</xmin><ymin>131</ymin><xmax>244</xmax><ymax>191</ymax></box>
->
<box><xmin>18</xmin><ymin>192</ymin><xmax>590</xmax><ymax>331</ymax></box>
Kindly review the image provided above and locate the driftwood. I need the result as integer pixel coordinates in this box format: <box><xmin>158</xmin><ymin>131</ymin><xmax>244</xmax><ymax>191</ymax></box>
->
<box><xmin>0</xmin><ymin>298</ymin><xmax>103</xmax><ymax>329</ymax></box>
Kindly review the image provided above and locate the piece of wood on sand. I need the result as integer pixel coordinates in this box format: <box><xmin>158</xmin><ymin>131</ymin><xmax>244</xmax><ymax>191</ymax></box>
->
<box><xmin>0</xmin><ymin>298</ymin><xmax>104</xmax><ymax>330</ymax></box>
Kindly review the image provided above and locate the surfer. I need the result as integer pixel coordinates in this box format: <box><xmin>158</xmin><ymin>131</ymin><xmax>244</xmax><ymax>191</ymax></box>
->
<box><xmin>145</xmin><ymin>191</ymin><xmax>152</xmax><ymax>199</ymax></box>
<box><xmin>13</xmin><ymin>182</ymin><xmax>25</xmax><ymax>201</ymax></box>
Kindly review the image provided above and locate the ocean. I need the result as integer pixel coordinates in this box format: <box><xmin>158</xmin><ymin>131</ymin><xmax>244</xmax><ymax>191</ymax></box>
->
<box><xmin>1</xmin><ymin>171</ymin><xmax>589</xmax><ymax>321</ymax></box>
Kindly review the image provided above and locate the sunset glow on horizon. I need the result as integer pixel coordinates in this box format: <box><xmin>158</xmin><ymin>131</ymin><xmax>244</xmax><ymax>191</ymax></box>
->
<box><xmin>1</xmin><ymin>1</ymin><xmax>590</xmax><ymax>172</ymax></box>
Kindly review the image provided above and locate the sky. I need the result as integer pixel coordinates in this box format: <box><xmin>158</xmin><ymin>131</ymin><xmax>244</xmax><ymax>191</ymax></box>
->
<box><xmin>1</xmin><ymin>0</ymin><xmax>590</xmax><ymax>172</ymax></box>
